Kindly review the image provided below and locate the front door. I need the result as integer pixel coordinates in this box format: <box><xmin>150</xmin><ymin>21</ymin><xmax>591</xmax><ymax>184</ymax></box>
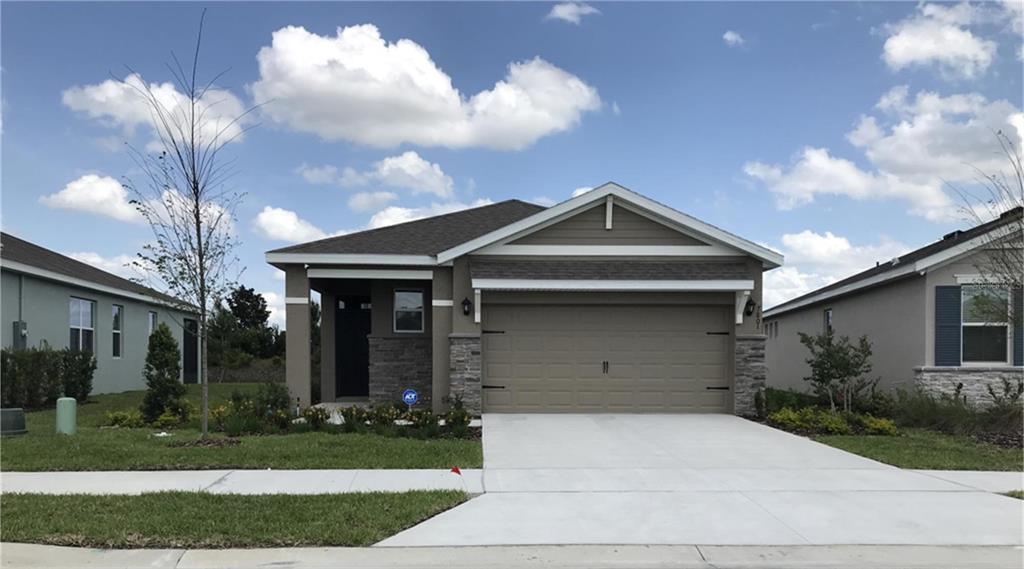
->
<box><xmin>335</xmin><ymin>296</ymin><xmax>371</xmax><ymax>397</ymax></box>
<box><xmin>183</xmin><ymin>318</ymin><xmax>199</xmax><ymax>384</ymax></box>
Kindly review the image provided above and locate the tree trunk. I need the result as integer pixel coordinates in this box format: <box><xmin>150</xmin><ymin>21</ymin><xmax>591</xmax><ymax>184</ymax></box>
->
<box><xmin>200</xmin><ymin>314</ymin><xmax>209</xmax><ymax>436</ymax></box>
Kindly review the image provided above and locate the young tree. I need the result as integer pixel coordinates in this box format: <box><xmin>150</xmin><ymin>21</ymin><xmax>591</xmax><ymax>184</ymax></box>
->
<box><xmin>141</xmin><ymin>323</ymin><xmax>187</xmax><ymax>423</ymax></box>
<box><xmin>125</xmin><ymin>11</ymin><xmax>254</xmax><ymax>435</ymax></box>
<box><xmin>797</xmin><ymin>331</ymin><xmax>873</xmax><ymax>413</ymax></box>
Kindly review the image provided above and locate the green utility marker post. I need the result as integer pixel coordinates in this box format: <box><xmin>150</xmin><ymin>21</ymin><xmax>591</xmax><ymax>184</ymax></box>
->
<box><xmin>56</xmin><ymin>397</ymin><xmax>76</xmax><ymax>435</ymax></box>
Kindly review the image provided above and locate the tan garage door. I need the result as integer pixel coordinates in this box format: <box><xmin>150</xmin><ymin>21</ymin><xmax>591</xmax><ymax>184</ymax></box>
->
<box><xmin>482</xmin><ymin>304</ymin><xmax>732</xmax><ymax>413</ymax></box>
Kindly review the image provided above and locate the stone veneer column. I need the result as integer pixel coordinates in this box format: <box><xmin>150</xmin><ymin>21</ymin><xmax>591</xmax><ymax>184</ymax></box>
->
<box><xmin>449</xmin><ymin>333</ymin><xmax>482</xmax><ymax>414</ymax></box>
<box><xmin>368</xmin><ymin>337</ymin><xmax>433</xmax><ymax>407</ymax></box>
<box><xmin>734</xmin><ymin>334</ymin><xmax>767</xmax><ymax>416</ymax></box>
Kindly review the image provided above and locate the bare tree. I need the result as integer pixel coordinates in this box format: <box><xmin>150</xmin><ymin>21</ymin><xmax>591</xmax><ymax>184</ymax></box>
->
<box><xmin>125</xmin><ymin>10</ymin><xmax>255</xmax><ymax>436</ymax></box>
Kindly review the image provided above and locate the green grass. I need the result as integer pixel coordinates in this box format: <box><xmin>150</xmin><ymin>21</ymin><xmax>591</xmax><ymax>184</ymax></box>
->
<box><xmin>0</xmin><ymin>491</ymin><xmax>467</xmax><ymax>548</ymax></box>
<box><xmin>1</xmin><ymin>384</ymin><xmax>482</xmax><ymax>471</ymax></box>
<box><xmin>1005</xmin><ymin>490</ymin><xmax>1024</xmax><ymax>499</ymax></box>
<box><xmin>815</xmin><ymin>428</ymin><xmax>1023</xmax><ymax>471</ymax></box>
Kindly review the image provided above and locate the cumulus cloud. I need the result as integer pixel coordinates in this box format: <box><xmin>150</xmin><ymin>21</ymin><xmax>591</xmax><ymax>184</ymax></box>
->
<box><xmin>348</xmin><ymin>191</ymin><xmax>398</xmax><ymax>212</ymax></box>
<box><xmin>763</xmin><ymin>231</ymin><xmax>912</xmax><ymax>308</ymax></box>
<box><xmin>250</xmin><ymin>25</ymin><xmax>601</xmax><ymax>150</ymax></box>
<box><xmin>40</xmin><ymin>174</ymin><xmax>142</xmax><ymax>223</ymax></box>
<box><xmin>571</xmin><ymin>186</ymin><xmax>594</xmax><ymax>197</ymax></box>
<box><xmin>545</xmin><ymin>2</ymin><xmax>601</xmax><ymax>25</ymax></box>
<box><xmin>296</xmin><ymin>164</ymin><xmax>339</xmax><ymax>185</ymax></box>
<box><xmin>531</xmin><ymin>196</ymin><xmax>557</xmax><ymax>207</ymax></box>
<box><xmin>260</xmin><ymin>291</ymin><xmax>287</xmax><ymax>328</ymax></box>
<box><xmin>338</xmin><ymin>152</ymin><xmax>453</xmax><ymax>198</ymax></box>
<box><xmin>881</xmin><ymin>3</ymin><xmax>996</xmax><ymax>79</ymax></box>
<box><xmin>66</xmin><ymin>251</ymin><xmax>138</xmax><ymax>279</ymax></box>
<box><xmin>368</xmin><ymin>199</ymin><xmax>493</xmax><ymax>229</ymax></box>
<box><xmin>745</xmin><ymin>87</ymin><xmax>1023</xmax><ymax>221</ymax></box>
<box><xmin>722</xmin><ymin>30</ymin><xmax>745</xmax><ymax>47</ymax></box>
<box><xmin>253</xmin><ymin>206</ymin><xmax>339</xmax><ymax>243</ymax></box>
<box><xmin>62</xmin><ymin>73</ymin><xmax>250</xmax><ymax>149</ymax></box>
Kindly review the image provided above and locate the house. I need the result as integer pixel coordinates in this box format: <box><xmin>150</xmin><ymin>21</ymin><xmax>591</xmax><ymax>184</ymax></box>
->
<box><xmin>0</xmin><ymin>232</ymin><xmax>200</xmax><ymax>394</ymax></box>
<box><xmin>266</xmin><ymin>182</ymin><xmax>783</xmax><ymax>415</ymax></box>
<box><xmin>763</xmin><ymin>208</ymin><xmax>1023</xmax><ymax>406</ymax></box>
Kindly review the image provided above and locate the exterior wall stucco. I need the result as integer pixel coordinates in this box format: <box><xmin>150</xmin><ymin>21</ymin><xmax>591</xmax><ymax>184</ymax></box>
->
<box><xmin>0</xmin><ymin>268</ymin><xmax>197</xmax><ymax>395</ymax></box>
<box><xmin>764</xmin><ymin>275</ymin><xmax>926</xmax><ymax>393</ymax></box>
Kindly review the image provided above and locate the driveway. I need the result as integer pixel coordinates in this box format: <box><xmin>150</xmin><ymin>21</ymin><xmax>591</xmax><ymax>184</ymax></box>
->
<box><xmin>379</xmin><ymin>414</ymin><xmax>1023</xmax><ymax>546</ymax></box>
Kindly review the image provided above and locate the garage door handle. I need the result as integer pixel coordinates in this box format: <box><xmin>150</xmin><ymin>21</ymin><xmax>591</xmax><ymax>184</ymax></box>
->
<box><xmin>482</xmin><ymin>385</ymin><xmax>506</xmax><ymax>390</ymax></box>
<box><xmin>706</xmin><ymin>386</ymin><xmax>730</xmax><ymax>391</ymax></box>
<box><xmin>706</xmin><ymin>331</ymin><xmax>730</xmax><ymax>336</ymax></box>
<box><xmin>482</xmin><ymin>330</ymin><xmax>505</xmax><ymax>334</ymax></box>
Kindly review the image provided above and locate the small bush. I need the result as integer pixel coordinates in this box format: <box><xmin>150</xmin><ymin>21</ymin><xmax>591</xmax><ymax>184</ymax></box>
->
<box><xmin>0</xmin><ymin>347</ymin><xmax>64</xmax><ymax>409</ymax></box>
<box><xmin>302</xmin><ymin>406</ymin><xmax>331</xmax><ymax>430</ymax></box>
<box><xmin>763</xmin><ymin>387</ymin><xmax>821</xmax><ymax>414</ymax></box>
<box><xmin>140</xmin><ymin>324</ymin><xmax>186</xmax><ymax>423</ymax></box>
<box><xmin>850</xmin><ymin>414</ymin><xmax>899</xmax><ymax>436</ymax></box>
<box><xmin>768</xmin><ymin>407</ymin><xmax>851</xmax><ymax>435</ymax></box>
<box><xmin>339</xmin><ymin>406</ymin><xmax>369</xmax><ymax>432</ymax></box>
<box><xmin>254</xmin><ymin>382</ymin><xmax>291</xmax><ymax>417</ymax></box>
<box><xmin>443</xmin><ymin>396</ymin><xmax>473</xmax><ymax>437</ymax></box>
<box><xmin>102</xmin><ymin>410</ymin><xmax>145</xmax><ymax>428</ymax></box>
<box><xmin>59</xmin><ymin>349</ymin><xmax>96</xmax><ymax>402</ymax></box>
<box><xmin>152</xmin><ymin>409</ymin><xmax>182</xmax><ymax>430</ymax></box>
<box><xmin>370</xmin><ymin>404</ymin><xmax>402</xmax><ymax>427</ymax></box>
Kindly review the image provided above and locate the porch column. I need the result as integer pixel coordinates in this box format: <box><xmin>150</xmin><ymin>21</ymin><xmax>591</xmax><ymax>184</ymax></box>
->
<box><xmin>431</xmin><ymin>267</ymin><xmax>454</xmax><ymax>412</ymax></box>
<box><xmin>285</xmin><ymin>265</ymin><xmax>311</xmax><ymax>408</ymax></box>
<box><xmin>320</xmin><ymin>291</ymin><xmax>336</xmax><ymax>404</ymax></box>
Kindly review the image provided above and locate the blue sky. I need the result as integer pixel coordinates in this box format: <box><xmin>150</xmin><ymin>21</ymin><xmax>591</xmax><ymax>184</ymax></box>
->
<box><xmin>2</xmin><ymin>1</ymin><xmax>1022</xmax><ymax>326</ymax></box>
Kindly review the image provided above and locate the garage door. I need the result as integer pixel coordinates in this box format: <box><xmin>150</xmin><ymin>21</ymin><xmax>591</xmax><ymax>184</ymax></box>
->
<box><xmin>482</xmin><ymin>304</ymin><xmax>732</xmax><ymax>413</ymax></box>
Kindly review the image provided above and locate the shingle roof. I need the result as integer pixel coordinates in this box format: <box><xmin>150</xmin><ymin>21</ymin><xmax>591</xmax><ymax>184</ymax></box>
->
<box><xmin>766</xmin><ymin>207</ymin><xmax>1023</xmax><ymax>315</ymax></box>
<box><xmin>268</xmin><ymin>200</ymin><xmax>546</xmax><ymax>256</ymax></box>
<box><xmin>0</xmin><ymin>232</ymin><xmax>188</xmax><ymax>307</ymax></box>
<box><xmin>471</xmin><ymin>259</ymin><xmax>750</xmax><ymax>281</ymax></box>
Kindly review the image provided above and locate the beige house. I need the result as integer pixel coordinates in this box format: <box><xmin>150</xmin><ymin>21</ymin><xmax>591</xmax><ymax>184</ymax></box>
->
<box><xmin>266</xmin><ymin>183</ymin><xmax>783</xmax><ymax>415</ymax></box>
<box><xmin>763</xmin><ymin>208</ymin><xmax>1023</xmax><ymax>405</ymax></box>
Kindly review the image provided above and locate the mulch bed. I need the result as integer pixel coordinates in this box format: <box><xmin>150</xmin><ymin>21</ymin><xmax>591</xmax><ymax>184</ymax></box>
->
<box><xmin>972</xmin><ymin>431</ymin><xmax>1023</xmax><ymax>450</ymax></box>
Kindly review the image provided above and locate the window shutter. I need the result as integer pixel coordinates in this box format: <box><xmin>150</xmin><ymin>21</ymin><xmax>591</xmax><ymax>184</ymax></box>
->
<box><xmin>1013</xmin><ymin>287</ymin><xmax>1023</xmax><ymax>367</ymax></box>
<box><xmin>934</xmin><ymin>285</ymin><xmax>961</xmax><ymax>367</ymax></box>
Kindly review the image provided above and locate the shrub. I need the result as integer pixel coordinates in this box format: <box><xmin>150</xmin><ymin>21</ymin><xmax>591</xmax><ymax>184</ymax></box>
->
<box><xmin>850</xmin><ymin>414</ymin><xmax>899</xmax><ymax>436</ymax></box>
<box><xmin>152</xmin><ymin>409</ymin><xmax>182</xmax><ymax>430</ymax></box>
<box><xmin>763</xmin><ymin>387</ymin><xmax>821</xmax><ymax>414</ymax></box>
<box><xmin>767</xmin><ymin>407</ymin><xmax>804</xmax><ymax>431</ymax></box>
<box><xmin>339</xmin><ymin>406</ymin><xmax>369</xmax><ymax>432</ymax></box>
<box><xmin>797</xmin><ymin>331</ymin><xmax>873</xmax><ymax>412</ymax></box>
<box><xmin>767</xmin><ymin>407</ymin><xmax>852</xmax><ymax>435</ymax></box>
<box><xmin>890</xmin><ymin>389</ymin><xmax>977</xmax><ymax>435</ymax></box>
<box><xmin>302</xmin><ymin>406</ymin><xmax>330</xmax><ymax>430</ymax></box>
<box><xmin>443</xmin><ymin>396</ymin><xmax>472</xmax><ymax>437</ymax></box>
<box><xmin>0</xmin><ymin>347</ymin><xmax>63</xmax><ymax>409</ymax></box>
<box><xmin>60</xmin><ymin>348</ymin><xmax>96</xmax><ymax>402</ymax></box>
<box><xmin>103</xmin><ymin>410</ymin><xmax>145</xmax><ymax>428</ymax></box>
<box><xmin>370</xmin><ymin>404</ymin><xmax>402</xmax><ymax>427</ymax></box>
<box><xmin>140</xmin><ymin>324</ymin><xmax>186</xmax><ymax>423</ymax></box>
<box><xmin>254</xmin><ymin>382</ymin><xmax>291</xmax><ymax>417</ymax></box>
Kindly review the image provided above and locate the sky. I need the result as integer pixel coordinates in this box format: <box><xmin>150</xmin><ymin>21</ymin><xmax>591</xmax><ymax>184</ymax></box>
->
<box><xmin>2</xmin><ymin>1</ymin><xmax>1022</xmax><ymax>328</ymax></box>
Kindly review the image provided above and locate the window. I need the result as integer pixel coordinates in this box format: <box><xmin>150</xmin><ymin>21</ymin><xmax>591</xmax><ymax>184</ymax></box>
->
<box><xmin>394</xmin><ymin>290</ymin><xmax>424</xmax><ymax>333</ymax></box>
<box><xmin>823</xmin><ymin>308</ymin><xmax>833</xmax><ymax>334</ymax></box>
<box><xmin>962</xmin><ymin>285</ymin><xmax>1010</xmax><ymax>364</ymax></box>
<box><xmin>112</xmin><ymin>305</ymin><xmax>124</xmax><ymax>358</ymax></box>
<box><xmin>148</xmin><ymin>311</ymin><xmax>158</xmax><ymax>335</ymax></box>
<box><xmin>69</xmin><ymin>297</ymin><xmax>95</xmax><ymax>352</ymax></box>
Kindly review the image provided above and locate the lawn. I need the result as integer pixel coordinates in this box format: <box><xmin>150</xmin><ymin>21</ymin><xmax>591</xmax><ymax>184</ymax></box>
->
<box><xmin>1</xmin><ymin>384</ymin><xmax>482</xmax><ymax>471</ymax></box>
<box><xmin>815</xmin><ymin>428</ymin><xmax>1023</xmax><ymax>471</ymax></box>
<box><xmin>0</xmin><ymin>491</ymin><xmax>467</xmax><ymax>548</ymax></box>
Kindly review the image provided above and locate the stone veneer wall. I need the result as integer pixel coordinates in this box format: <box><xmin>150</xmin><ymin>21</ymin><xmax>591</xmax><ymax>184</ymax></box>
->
<box><xmin>368</xmin><ymin>337</ymin><xmax>432</xmax><ymax>407</ymax></box>
<box><xmin>914</xmin><ymin>366</ymin><xmax>1024</xmax><ymax>407</ymax></box>
<box><xmin>449</xmin><ymin>334</ymin><xmax>482</xmax><ymax>414</ymax></box>
<box><xmin>734</xmin><ymin>334</ymin><xmax>767</xmax><ymax>416</ymax></box>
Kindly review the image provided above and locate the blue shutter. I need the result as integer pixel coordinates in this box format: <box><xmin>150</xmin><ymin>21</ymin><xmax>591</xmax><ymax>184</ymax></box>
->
<box><xmin>1013</xmin><ymin>287</ymin><xmax>1023</xmax><ymax>367</ymax></box>
<box><xmin>935</xmin><ymin>286</ymin><xmax>961</xmax><ymax>367</ymax></box>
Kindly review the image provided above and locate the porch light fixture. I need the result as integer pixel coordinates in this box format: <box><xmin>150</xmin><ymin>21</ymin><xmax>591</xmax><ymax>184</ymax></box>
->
<box><xmin>744</xmin><ymin>298</ymin><xmax>757</xmax><ymax>317</ymax></box>
<box><xmin>461</xmin><ymin>297</ymin><xmax>473</xmax><ymax>316</ymax></box>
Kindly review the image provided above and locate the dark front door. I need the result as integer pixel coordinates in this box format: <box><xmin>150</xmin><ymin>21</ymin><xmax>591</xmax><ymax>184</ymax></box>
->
<box><xmin>183</xmin><ymin>318</ymin><xmax>199</xmax><ymax>384</ymax></box>
<box><xmin>335</xmin><ymin>296</ymin><xmax>371</xmax><ymax>397</ymax></box>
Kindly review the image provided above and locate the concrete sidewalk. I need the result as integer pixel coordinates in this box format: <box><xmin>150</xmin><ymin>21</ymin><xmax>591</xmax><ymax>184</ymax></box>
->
<box><xmin>3</xmin><ymin>543</ymin><xmax>1021</xmax><ymax>569</ymax></box>
<box><xmin>0</xmin><ymin>469</ymin><xmax>484</xmax><ymax>495</ymax></box>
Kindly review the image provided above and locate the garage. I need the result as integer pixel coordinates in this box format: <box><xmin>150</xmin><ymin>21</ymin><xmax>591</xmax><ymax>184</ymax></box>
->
<box><xmin>481</xmin><ymin>304</ymin><xmax>732</xmax><ymax>413</ymax></box>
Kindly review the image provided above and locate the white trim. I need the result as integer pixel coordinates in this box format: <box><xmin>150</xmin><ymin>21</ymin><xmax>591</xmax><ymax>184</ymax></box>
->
<box><xmin>307</xmin><ymin>268</ymin><xmax>433</xmax><ymax>280</ymax></box>
<box><xmin>474</xmin><ymin>289</ymin><xmax>481</xmax><ymax>324</ymax></box>
<box><xmin>1</xmin><ymin>260</ymin><xmax>186</xmax><ymax>310</ymax></box>
<box><xmin>605</xmin><ymin>195</ymin><xmax>613</xmax><ymax>230</ymax></box>
<box><xmin>285</xmin><ymin>296</ymin><xmax>309</xmax><ymax>305</ymax></box>
<box><xmin>432</xmin><ymin>299</ymin><xmax>454</xmax><ymax>307</ymax></box>
<box><xmin>435</xmin><ymin>183</ymin><xmax>784</xmax><ymax>267</ymax></box>
<box><xmin>735</xmin><ymin>290</ymin><xmax>751</xmax><ymax>325</ymax></box>
<box><xmin>914</xmin><ymin>226</ymin><xmax>1019</xmax><ymax>273</ymax></box>
<box><xmin>472</xmin><ymin>278</ymin><xmax>755</xmax><ymax>291</ymax></box>
<box><xmin>265</xmin><ymin>253</ymin><xmax>436</xmax><ymax>266</ymax></box>
<box><xmin>472</xmin><ymin>244</ymin><xmax>741</xmax><ymax>257</ymax></box>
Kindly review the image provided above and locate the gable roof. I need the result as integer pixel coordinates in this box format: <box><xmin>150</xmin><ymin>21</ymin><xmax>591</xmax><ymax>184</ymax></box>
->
<box><xmin>266</xmin><ymin>200</ymin><xmax>544</xmax><ymax>263</ymax></box>
<box><xmin>764</xmin><ymin>207</ymin><xmax>1024</xmax><ymax>318</ymax></box>
<box><xmin>0</xmin><ymin>232</ymin><xmax>190</xmax><ymax>309</ymax></box>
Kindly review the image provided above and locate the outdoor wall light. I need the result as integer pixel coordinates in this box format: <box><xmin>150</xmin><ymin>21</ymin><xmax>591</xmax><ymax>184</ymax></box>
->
<box><xmin>744</xmin><ymin>298</ymin><xmax>757</xmax><ymax>317</ymax></box>
<box><xmin>461</xmin><ymin>297</ymin><xmax>473</xmax><ymax>316</ymax></box>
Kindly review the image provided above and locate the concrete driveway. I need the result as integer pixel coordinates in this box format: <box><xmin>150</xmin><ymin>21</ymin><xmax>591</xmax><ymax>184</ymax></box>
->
<box><xmin>379</xmin><ymin>414</ymin><xmax>1023</xmax><ymax>547</ymax></box>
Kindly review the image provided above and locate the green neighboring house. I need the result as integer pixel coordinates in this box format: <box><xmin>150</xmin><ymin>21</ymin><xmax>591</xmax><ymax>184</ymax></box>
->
<box><xmin>0</xmin><ymin>232</ymin><xmax>200</xmax><ymax>394</ymax></box>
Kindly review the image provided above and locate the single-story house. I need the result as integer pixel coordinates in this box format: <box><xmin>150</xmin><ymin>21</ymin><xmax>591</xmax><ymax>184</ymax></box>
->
<box><xmin>0</xmin><ymin>232</ymin><xmax>200</xmax><ymax>394</ymax></box>
<box><xmin>266</xmin><ymin>182</ymin><xmax>783</xmax><ymax>415</ymax></box>
<box><xmin>763</xmin><ymin>207</ymin><xmax>1023</xmax><ymax>406</ymax></box>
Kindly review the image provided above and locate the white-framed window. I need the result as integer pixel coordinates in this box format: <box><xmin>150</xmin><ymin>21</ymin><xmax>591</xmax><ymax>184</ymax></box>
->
<box><xmin>823</xmin><ymin>308</ymin><xmax>833</xmax><ymax>334</ymax></box>
<box><xmin>148</xmin><ymin>311</ymin><xmax>158</xmax><ymax>335</ymax></box>
<box><xmin>961</xmin><ymin>285</ymin><xmax>1011</xmax><ymax>365</ymax></box>
<box><xmin>69</xmin><ymin>297</ymin><xmax>95</xmax><ymax>353</ymax></box>
<box><xmin>112</xmin><ymin>305</ymin><xmax>124</xmax><ymax>358</ymax></box>
<box><xmin>394</xmin><ymin>289</ymin><xmax>424</xmax><ymax>333</ymax></box>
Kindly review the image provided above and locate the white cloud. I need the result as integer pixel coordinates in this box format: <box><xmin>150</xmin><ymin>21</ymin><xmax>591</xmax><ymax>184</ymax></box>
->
<box><xmin>62</xmin><ymin>73</ymin><xmax>249</xmax><ymax>148</ymax></box>
<box><xmin>882</xmin><ymin>3</ymin><xmax>996</xmax><ymax>79</ymax></box>
<box><xmin>260</xmin><ymin>291</ymin><xmax>287</xmax><ymax>328</ymax></box>
<box><xmin>296</xmin><ymin>164</ymin><xmax>339</xmax><ymax>185</ymax></box>
<box><xmin>298</xmin><ymin>152</ymin><xmax>454</xmax><ymax>200</ymax></box>
<box><xmin>531</xmin><ymin>196</ymin><xmax>557</xmax><ymax>207</ymax></box>
<box><xmin>348</xmin><ymin>191</ymin><xmax>398</xmax><ymax>212</ymax></box>
<box><xmin>40</xmin><ymin>174</ymin><xmax>142</xmax><ymax>223</ymax></box>
<box><xmin>250</xmin><ymin>25</ymin><xmax>601</xmax><ymax>150</ymax></box>
<box><xmin>722</xmin><ymin>30</ymin><xmax>745</xmax><ymax>47</ymax></box>
<box><xmin>253</xmin><ymin>206</ymin><xmax>338</xmax><ymax>243</ymax></box>
<box><xmin>745</xmin><ymin>87</ymin><xmax>1023</xmax><ymax>221</ymax></box>
<box><xmin>571</xmin><ymin>186</ymin><xmax>594</xmax><ymax>197</ymax></box>
<box><xmin>545</xmin><ymin>2</ymin><xmax>601</xmax><ymax>25</ymax></box>
<box><xmin>611</xmin><ymin>101</ymin><xmax>621</xmax><ymax>116</ymax></box>
<box><xmin>368</xmin><ymin>199</ymin><xmax>493</xmax><ymax>229</ymax></box>
<box><xmin>763</xmin><ymin>231</ymin><xmax>912</xmax><ymax>308</ymax></box>
<box><xmin>66</xmin><ymin>251</ymin><xmax>138</xmax><ymax>279</ymax></box>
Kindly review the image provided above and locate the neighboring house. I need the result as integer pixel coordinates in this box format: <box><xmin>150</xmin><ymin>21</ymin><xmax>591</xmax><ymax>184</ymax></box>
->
<box><xmin>0</xmin><ymin>233</ymin><xmax>200</xmax><ymax>394</ymax></box>
<box><xmin>763</xmin><ymin>208</ymin><xmax>1023</xmax><ymax>406</ymax></box>
<box><xmin>266</xmin><ymin>182</ymin><xmax>783</xmax><ymax>415</ymax></box>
